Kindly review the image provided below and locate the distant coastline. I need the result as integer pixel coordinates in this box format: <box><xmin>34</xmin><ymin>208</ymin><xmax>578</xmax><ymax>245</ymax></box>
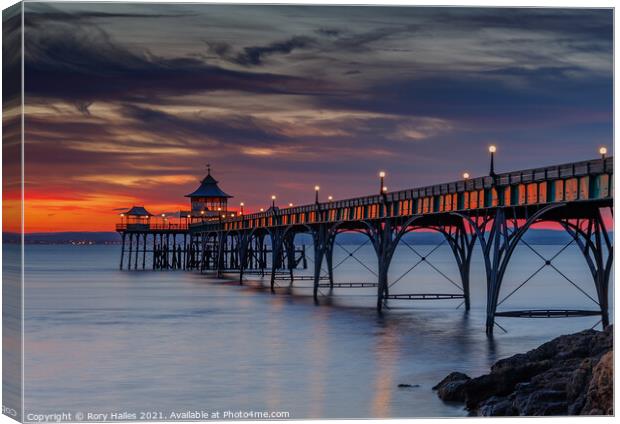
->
<box><xmin>3</xmin><ymin>232</ymin><xmax>122</xmax><ymax>245</ymax></box>
<box><xmin>3</xmin><ymin>229</ymin><xmax>609</xmax><ymax>246</ymax></box>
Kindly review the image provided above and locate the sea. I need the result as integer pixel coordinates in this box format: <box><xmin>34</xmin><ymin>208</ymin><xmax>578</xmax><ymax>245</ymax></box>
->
<box><xmin>16</xmin><ymin>239</ymin><xmax>613</xmax><ymax>419</ymax></box>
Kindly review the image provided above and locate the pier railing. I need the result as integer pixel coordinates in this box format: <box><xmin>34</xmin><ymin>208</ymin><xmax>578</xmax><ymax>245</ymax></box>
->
<box><xmin>191</xmin><ymin>157</ymin><xmax>613</xmax><ymax>231</ymax></box>
<box><xmin>116</xmin><ymin>223</ymin><xmax>188</xmax><ymax>231</ymax></box>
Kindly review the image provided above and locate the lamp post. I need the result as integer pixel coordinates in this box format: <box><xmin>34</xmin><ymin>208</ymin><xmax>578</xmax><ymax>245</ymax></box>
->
<box><xmin>463</xmin><ymin>172</ymin><xmax>470</xmax><ymax>180</ymax></box>
<box><xmin>489</xmin><ymin>145</ymin><xmax>497</xmax><ymax>177</ymax></box>
<box><xmin>600</xmin><ymin>147</ymin><xmax>607</xmax><ymax>160</ymax></box>
<box><xmin>315</xmin><ymin>185</ymin><xmax>320</xmax><ymax>204</ymax></box>
<box><xmin>240</xmin><ymin>202</ymin><xmax>244</xmax><ymax>215</ymax></box>
<box><xmin>379</xmin><ymin>171</ymin><xmax>386</xmax><ymax>194</ymax></box>
<box><xmin>328</xmin><ymin>195</ymin><xmax>333</xmax><ymax>202</ymax></box>
<box><xmin>271</xmin><ymin>195</ymin><xmax>276</xmax><ymax>208</ymax></box>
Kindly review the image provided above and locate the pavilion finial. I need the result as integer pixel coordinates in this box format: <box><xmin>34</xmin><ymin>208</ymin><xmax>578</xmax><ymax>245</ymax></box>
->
<box><xmin>206</xmin><ymin>163</ymin><xmax>211</xmax><ymax>175</ymax></box>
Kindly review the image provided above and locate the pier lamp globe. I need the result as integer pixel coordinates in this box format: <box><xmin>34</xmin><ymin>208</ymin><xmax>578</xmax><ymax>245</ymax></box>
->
<box><xmin>271</xmin><ymin>195</ymin><xmax>276</xmax><ymax>208</ymax></box>
<box><xmin>379</xmin><ymin>171</ymin><xmax>386</xmax><ymax>193</ymax></box>
<box><xmin>314</xmin><ymin>185</ymin><xmax>320</xmax><ymax>204</ymax></box>
<box><xmin>328</xmin><ymin>195</ymin><xmax>333</xmax><ymax>201</ymax></box>
<box><xmin>463</xmin><ymin>172</ymin><xmax>470</xmax><ymax>180</ymax></box>
<box><xmin>240</xmin><ymin>202</ymin><xmax>244</xmax><ymax>214</ymax></box>
<box><xmin>600</xmin><ymin>147</ymin><xmax>607</xmax><ymax>159</ymax></box>
<box><xmin>289</xmin><ymin>203</ymin><xmax>293</xmax><ymax>207</ymax></box>
<box><xmin>382</xmin><ymin>186</ymin><xmax>388</xmax><ymax>193</ymax></box>
<box><xmin>260</xmin><ymin>208</ymin><xmax>264</xmax><ymax>212</ymax></box>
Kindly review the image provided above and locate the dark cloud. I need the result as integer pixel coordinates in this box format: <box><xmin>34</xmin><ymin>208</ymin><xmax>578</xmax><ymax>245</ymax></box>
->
<box><xmin>2</xmin><ymin>4</ymin><xmax>22</xmax><ymax>104</ymax></box>
<box><xmin>120</xmin><ymin>103</ymin><xmax>290</xmax><ymax>146</ymax></box>
<box><xmin>231</xmin><ymin>36</ymin><xmax>316</xmax><ymax>66</ymax></box>
<box><xmin>24</xmin><ymin>13</ymin><xmax>330</xmax><ymax>107</ymax></box>
<box><xmin>315</xmin><ymin>28</ymin><xmax>342</xmax><ymax>37</ymax></box>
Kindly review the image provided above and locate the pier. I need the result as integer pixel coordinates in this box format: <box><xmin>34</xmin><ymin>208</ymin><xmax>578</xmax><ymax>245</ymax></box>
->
<box><xmin>117</xmin><ymin>154</ymin><xmax>613</xmax><ymax>334</ymax></box>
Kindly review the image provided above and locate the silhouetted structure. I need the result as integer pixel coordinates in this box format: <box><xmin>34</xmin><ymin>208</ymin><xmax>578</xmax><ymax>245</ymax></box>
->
<box><xmin>117</xmin><ymin>157</ymin><xmax>613</xmax><ymax>335</ymax></box>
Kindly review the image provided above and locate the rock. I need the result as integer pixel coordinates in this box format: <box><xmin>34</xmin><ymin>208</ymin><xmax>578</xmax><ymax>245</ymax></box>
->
<box><xmin>432</xmin><ymin>372</ymin><xmax>471</xmax><ymax>401</ymax></box>
<box><xmin>434</xmin><ymin>325</ymin><xmax>613</xmax><ymax>416</ymax></box>
<box><xmin>581</xmin><ymin>350</ymin><xmax>613</xmax><ymax>415</ymax></box>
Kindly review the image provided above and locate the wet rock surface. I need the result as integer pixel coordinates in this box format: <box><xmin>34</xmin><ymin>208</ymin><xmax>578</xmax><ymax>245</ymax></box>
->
<box><xmin>433</xmin><ymin>326</ymin><xmax>613</xmax><ymax>416</ymax></box>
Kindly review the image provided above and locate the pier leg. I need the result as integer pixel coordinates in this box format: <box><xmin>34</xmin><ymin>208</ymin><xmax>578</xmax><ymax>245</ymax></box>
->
<box><xmin>134</xmin><ymin>233</ymin><xmax>139</xmax><ymax>270</ymax></box>
<box><xmin>152</xmin><ymin>233</ymin><xmax>157</xmax><ymax>270</ymax></box>
<box><xmin>119</xmin><ymin>233</ymin><xmax>126</xmax><ymax>270</ymax></box>
<box><xmin>444</xmin><ymin>221</ymin><xmax>477</xmax><ymax>311</ymax></box>
<box><xmin>460</xmin><ymin>205</ymin><xmax>562</xmax><ymax>335</ymax></box>
<box><xmin>284</xmin><ymin>235</ymin><xmax>295</xmax><ymax>286</ymax></box>
<box><xmin>238</xmin><ymin>233</ymin><xmax>248</xmax><ymax>284</ymax></box>
<box><xmin>312</xmin><ymin>225</ymin><xmax>328</xmax><ymax>302</ymax></box>
<box><xmin>562</xmin><ymin>208</ymin><xmax>613</xmax><ymax>329</ymax></box>
<box><xmin>374</xmin><ymin>222</ymin><xmax>396</xmax><ymax>313</ymax></box>
<box><xmin>128</xmin><ymin>233</ymin><xmax>133</xmax><ymax>270</ymax></box>
<box><xmin>142</xmin><ymin>233</ymin><xmax>147</xmax><ymax>270</ymax></box>
<box><xmin>325</xmin><ymin>236</ymin><xmax>335</xmax><ymax>289</ymax></box>
<box><xmin>270</xmin><ymin>231</ymin><xmax>284</xmax><ymax>293</ymax></box>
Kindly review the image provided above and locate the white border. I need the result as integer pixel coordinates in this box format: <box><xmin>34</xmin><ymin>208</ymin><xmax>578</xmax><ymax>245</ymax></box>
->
<box><xmin>0</xmin><ymin>2</ymin><xmax>616</xmax><ymax>424</ymax></box>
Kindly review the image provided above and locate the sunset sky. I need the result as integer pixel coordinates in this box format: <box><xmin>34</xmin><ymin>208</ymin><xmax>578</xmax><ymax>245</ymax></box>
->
<box><xmin>13</xmin><ymin>3</ymin><xmax>614</xmax><ymax>232</ymax></box>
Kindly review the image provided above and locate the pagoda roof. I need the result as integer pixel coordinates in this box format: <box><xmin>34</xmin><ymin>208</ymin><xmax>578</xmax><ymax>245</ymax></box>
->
<box><xmin>123</xmin><ymin>206</ymin><xmax>152</xmax><ymax>216</ymax></box>
<box><xmin>185</xmin><ymin>168</ymin><xmax>232</xmax><ymax>199</ymax></box>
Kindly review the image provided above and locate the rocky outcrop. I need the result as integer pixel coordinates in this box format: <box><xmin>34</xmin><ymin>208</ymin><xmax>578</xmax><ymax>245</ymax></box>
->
<box><xmin>581</xmin><ymin>350</ymin><xmax>613</xmax><ymax>415</ymax></box>
<box><xmin>433</xmin><ymin>326</ymin><xmax>613</xmax><ymax>416</ymax></box>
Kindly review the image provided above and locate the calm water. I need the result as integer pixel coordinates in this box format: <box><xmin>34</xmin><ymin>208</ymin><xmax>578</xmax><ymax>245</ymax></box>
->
<box><xmin>22</xmin><ymin>242</ymin><xmax>613</xmax><ymax>419</ymax></box>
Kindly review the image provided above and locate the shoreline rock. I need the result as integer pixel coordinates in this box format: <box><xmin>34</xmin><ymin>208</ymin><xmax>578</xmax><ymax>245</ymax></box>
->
<box><xmin>433</xmin><ymin>325</ymin><xmax>613</xmax><ymax>416</ymax></box>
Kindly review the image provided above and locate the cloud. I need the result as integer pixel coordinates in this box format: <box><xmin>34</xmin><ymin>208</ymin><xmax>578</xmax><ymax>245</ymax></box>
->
<box><xmin>24</xmin><ymin>11</ymin><xmax>330</xmax><ymax>107</ymax></box>
<box><xmin>227</xmin><ymin>36</ymin><xmax>316</xmax><ymax>66</ymax></box>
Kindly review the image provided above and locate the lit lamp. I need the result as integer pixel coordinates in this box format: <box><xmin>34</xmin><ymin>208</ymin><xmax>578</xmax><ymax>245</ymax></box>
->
<box><xmin>489</xmin><ymin>145</ymin><xmax>497</xmax><ymax>177</ymax></box>
<box><xmin>463</xmin><ymin>172</ymin><xmax>470</xmax><ymax>180</ymax></box>
<box><xmin>328</xmin><ymin>195</ymin><xmax>333</xmax><ymax>202</ymax></box>
<box><xmin>240</xmin><ymin>202</ymin><xmax>244</xmax><ymax>215</ymax></box>
<box><xmin>271</xmin><ymin>195</ymin><xmax>276</xmax><ymax>208</ymax></box>
<box><xmin>382</xmin><ymin>186</ymin><xmax>388</xmax><ymax>193</ymax></box>
<box><xmin>379</xmin><ymin>171</ymin><xmax>386</xmax><ymax>194</ymax></box>
<box><xmin>260</xmin><ymin>208</ymin><xmax>264</xmax><ymax>212</ymax></box>
<box><xmin>289</xmin><ymin>202</ymin><xmax>293</xmax><ymax>207</ymax></box>
<box><xmin>600</xmin><ymin>146</ymin><xmax>607</xmax><ymax>160</ymax></box>
<box><xmin>315</xmin><ymin>185</ymin><xmax>320</xmax><ymax>204</ymax></box>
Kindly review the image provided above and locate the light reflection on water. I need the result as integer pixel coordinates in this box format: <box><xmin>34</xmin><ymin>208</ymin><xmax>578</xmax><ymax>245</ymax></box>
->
<box><xmin>22</xmin><ymin>244</ymin><xmax>612</xmax><ymax>418</ymax></box>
